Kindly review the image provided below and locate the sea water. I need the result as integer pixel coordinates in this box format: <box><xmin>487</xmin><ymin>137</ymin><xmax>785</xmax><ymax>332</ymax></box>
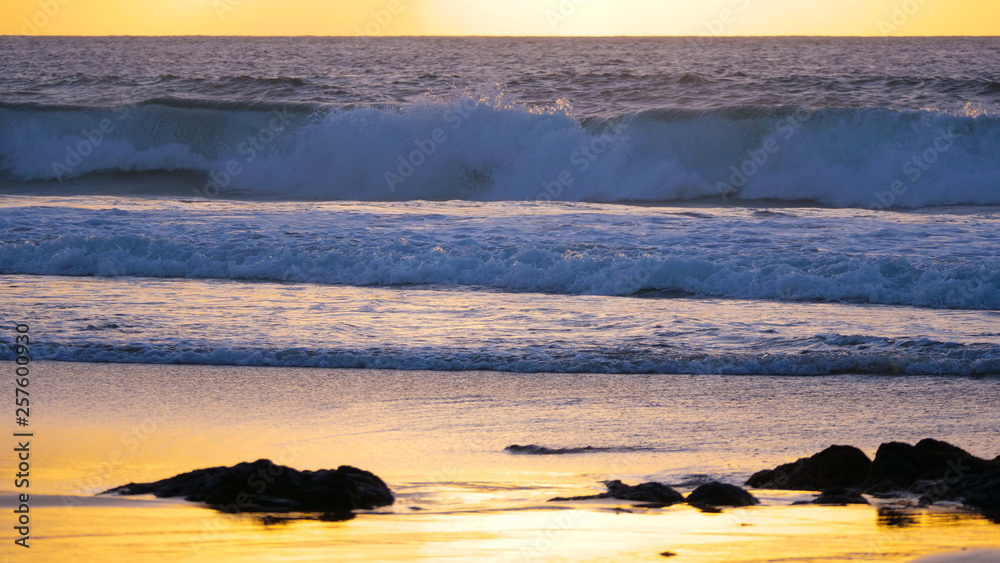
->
<box><xmin>1</xmin><ymin>36</ymin><xmax>999</xmax><ymax>561</ymax></box>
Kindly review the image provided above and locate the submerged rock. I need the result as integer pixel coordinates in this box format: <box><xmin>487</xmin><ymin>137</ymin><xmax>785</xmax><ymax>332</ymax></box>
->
<box><xmin>811</xmin><ymin>488</ymin><xmax>870</xmax><ymax>505</ymax></box>
<box><xmin>100</xmin><ymin>459</ymin><xmax>394</xmax><ymax>514</ymax></box>
<box><xmin>862</xmin><ymin>439</ymin><xmax>997</xmax><ymax>495</ymax></box>
<box><xmin>862</xmin><ymin>439</ymin><xmax>1000</xmax><ymax>519</ymax></box>
<box><xmin>506</xmin><ymin>445</ymin><xmax>599</xmax><ymax>455</ymax></box>
<box><xmin>686</xmin><ymin>482</ymin><xmax>759</xmax><ymax>507</ymax></box>
<box><xmin>550</xmin><ymin>480</ymin><xmax>684</xmax><ymax>505</ymax></box>
<box><xmin>746</xmin><ymin>445</ymin><xmax>871</xmax><ymax>491</ymax></box>
<box><xmin>747</xmin><ymin>439</ymin><xmax>999</xmax><ymax>517</ymax></box>
<box><xmin>954</xmin><ymin>471</ymin><xmax>1000</xmax><ymax>514</ymax></box>
<box><xmin>505</xmin><ymin>444</ymin><xmax>648</xmax><ymax>455</ymax></box>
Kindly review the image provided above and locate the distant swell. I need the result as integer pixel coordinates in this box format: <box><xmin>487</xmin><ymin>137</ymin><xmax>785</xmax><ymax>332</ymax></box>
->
<box><xmin>2</xmin><ymin>97</ymin><xmax>999</xmax><ymax>208</ymax></box>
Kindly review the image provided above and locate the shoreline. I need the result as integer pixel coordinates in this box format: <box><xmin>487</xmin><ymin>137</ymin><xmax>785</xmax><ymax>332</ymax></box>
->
<box><xmin>3</xmin><ymin>362</ymin><xmax>997</xmax><ymax>560</ymax></box>
<box><xmin>6</xmin><ymin>489</ymin><xmax>999</xmax><ymax>562</ymax></box>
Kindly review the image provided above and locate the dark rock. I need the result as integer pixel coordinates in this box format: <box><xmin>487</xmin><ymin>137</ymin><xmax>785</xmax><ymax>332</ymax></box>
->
<box><xmin>659</xmin><ymin>551</ymin><xmax>678</xmax><ymax>558</ymax></box>
<box><xmin>934</xmin><ymin>470</ymin><xmax>1000</xmax><ymax>520</ymax></box>
<box><xmin>318</xmin><ymin>511</ymin><xmax>357</xmax><ymax>522</ymax></box>
<box><xmin>746</xmin><ymin>445</ymin><xmax>871</xmax><ymax>491</ymax></box>
<box><xmin>505</xmin><ymin>444</ymin><xmax>648</xmax><ymax>455</ymax></box>
<box><xmin>686</xmin><ymin>482</ymin><xmax>759</xmax><ymax>507</ymax></box>
<box><xmin>850</xmin><ymin>439</ymin><xmax>1000</xmax><ymax>521</ymax></box>
<box><xmin>811</xmin><ymin>488</ymin><xmax>869</xmax><ymax>505</ymax></box>
<box><xmin>605</xmin><ymin>481</ymin><xmax>685</xmax><ymax>504</ymax></box>
<box><xmin>100</xmin><ymin>459</ymin><xmax>394</xmax><ymax>514</ymax></box>
<box><xmin>862</xmin><ymin>439</ymin><xmax>998</xmax><ymax>494</ymax></box>
<box><xmin>742</xmin><ymin>440</ymin><xmax>998</xmax><ymax>519</ymax></box>
<box><xmin>549</xmin><ymin>480</ymin><xmax>684</xmax><ymax>505</ymax></box>
<box><xmin>506</xmin><ymin>445</ymin><xmax>599</xmax><ymax>455</ymax></box>
<box><xmin>962</xmin><ymin>472</ymin><xmax>1000</xmax><ymax>511</ymax></box>
<box><xmin>671</xmin><ymin>474</ymin><xmax>715</xmax><ymax>488</ymax></box>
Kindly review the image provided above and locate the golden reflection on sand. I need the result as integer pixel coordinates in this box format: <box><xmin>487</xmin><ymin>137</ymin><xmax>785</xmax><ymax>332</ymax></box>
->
<box><xmin>2</xmin><ymin>362</ymin><xmax>997</xmax><ymax>562</ymax></box>
<box><xmin>3</xmin><ymin>499</ymin><xmax>998</xmax><ymax>562</ymax></box>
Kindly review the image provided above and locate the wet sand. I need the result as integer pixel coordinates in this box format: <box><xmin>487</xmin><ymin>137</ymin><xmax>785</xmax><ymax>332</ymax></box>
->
<box><xmin>3</xmin><ymin>362</ymin><xmax>998</xmax><ymax>562</ymax></box>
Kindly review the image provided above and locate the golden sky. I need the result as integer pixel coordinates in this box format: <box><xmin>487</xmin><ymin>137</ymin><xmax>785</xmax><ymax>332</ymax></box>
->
<box><xmin>3</xmin><ymin>0</ymin><xmax>999</xmax><ymax>36</ymax></box>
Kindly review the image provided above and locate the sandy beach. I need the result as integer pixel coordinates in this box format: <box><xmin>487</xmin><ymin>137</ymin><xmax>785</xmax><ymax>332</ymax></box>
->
<box><xmin>3</xmin><ymin>362</ymin><xmax>998</xmax><ymax>562</ymax></box>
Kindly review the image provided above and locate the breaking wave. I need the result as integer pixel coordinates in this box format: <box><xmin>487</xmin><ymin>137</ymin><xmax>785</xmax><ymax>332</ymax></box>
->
<box><xmin>2</xmin><ymin>97</ymin><xmax>999</xmax><ymax>208</ymax></box>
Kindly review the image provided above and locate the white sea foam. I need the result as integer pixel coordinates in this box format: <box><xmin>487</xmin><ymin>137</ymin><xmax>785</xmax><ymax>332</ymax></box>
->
<box><xmin>5</xmin><ymin>341</ymin><xmax>994</xmax><ymax>375</ymax></box>
<box><xmin>1</xmin><ymin>200</ymin><xmax>998</xmax><ymax>310</ymax></box>
<box><xmin>2</xmin><ymin>99</ymin><xmax>999</xmax><ymax>208</ymax></box>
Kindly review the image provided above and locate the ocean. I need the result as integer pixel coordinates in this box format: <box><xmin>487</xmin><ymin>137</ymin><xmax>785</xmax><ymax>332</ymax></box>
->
<box><xmin>1</xmin><ymin>36</ymin><xmax>999</xmax><ymax>562</ymax></box>
<box><xmin>1</xmin><ymin>37</ymin><xmax>999</xmax><ymax>375</ymax></box>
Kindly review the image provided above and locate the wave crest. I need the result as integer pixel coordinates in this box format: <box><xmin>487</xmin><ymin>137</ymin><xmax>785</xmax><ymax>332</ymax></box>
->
<box><xmin>2</xmin><ymin>97</ymin><xmax>999</xmax><ymax>208</ymax></box>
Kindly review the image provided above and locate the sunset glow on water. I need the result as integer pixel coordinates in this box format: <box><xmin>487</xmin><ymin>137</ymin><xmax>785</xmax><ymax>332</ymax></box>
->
<box><xmin>2</xmin><ymin>5</ymin><xmax>999</xmax><ymax>561</ymax></box>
